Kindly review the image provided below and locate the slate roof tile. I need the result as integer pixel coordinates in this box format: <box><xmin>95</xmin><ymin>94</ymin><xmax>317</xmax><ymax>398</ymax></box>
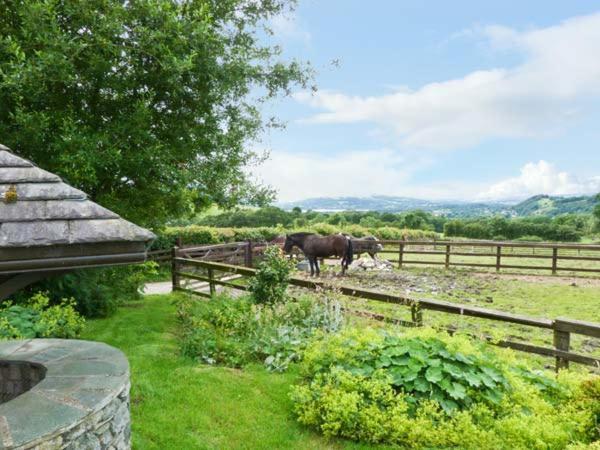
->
<box><xmin>0</xmin><ymin>145</ymin><xmax>155</xmax><ymax>248</ymax></box>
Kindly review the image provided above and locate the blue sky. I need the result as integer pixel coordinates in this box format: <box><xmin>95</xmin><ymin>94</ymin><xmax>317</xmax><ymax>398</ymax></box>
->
<box><xmin>252</xmin><ymin>1</ymin><xmax>600</xmax><ymax>202</ymax></box>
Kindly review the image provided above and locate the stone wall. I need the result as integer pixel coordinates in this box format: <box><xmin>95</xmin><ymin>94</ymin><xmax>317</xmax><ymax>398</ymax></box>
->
<box><xmin>0</xmin><ymin>361</ymin><xmax>46</xmax><ymax>404</ymax></box>
<box><xmin>0</xmin><ymin>339</ymin><xmax>131</xmax><ymax>450</ymax></box>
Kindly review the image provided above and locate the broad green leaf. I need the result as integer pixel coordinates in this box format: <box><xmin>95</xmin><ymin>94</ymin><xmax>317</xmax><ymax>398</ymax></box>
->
<box><xmin>425</xmin><ymin>366</ymin><xmax>443</xmax><ymax>383</ymax></box>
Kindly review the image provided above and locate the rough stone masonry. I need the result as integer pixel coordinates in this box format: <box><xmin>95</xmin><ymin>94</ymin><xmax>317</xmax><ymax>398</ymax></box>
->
<box><xmin>0</xmin><ymin>339</ymin><xmax>131</xmax><ymax>450</ymax></box>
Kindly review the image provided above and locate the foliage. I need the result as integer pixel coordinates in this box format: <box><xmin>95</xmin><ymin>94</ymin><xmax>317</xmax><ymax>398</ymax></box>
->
<box><xmin>594</xmin><ymin>193</ymin><xmax>600</xmax><ymax>230</ymax></box>
<box><xmin>153</xmin><ymin>224</ymin><xmax>438</xmax><ymax>250</ymax></box>
<box><xmin>12</xmin><ymin>262</ymin><xmax>158</xmax><ymax>317</ymax></box>
<box><xmin>291</xmin><ymin>327</ymin><xmax>600</xmax><ymax>449</ymax></box>
<box><xmin>176</xmin><ymin>293</ymin><xmax>343</xmax><ymax>372</ymax></box>
<box><xmin>0</xmin><ymin>292</ymin><xmax>85</xmax><ymax>339</ymax></box>
<box><xmin>183</xmin><ymin>206</ymin><xmax>447</xmax><ymax>232</ymax></box>
<box><xmin>249</xmin><ymin>245</ymin><xmax>294</xmax><ymax>305</ymax></box>
<box><xmin>444</xmin><ymin>214</ymin><xmax>592</xmax><ymax>242</ymax></box>
<box><xmin>0</xmin><ymin>0</ymin><xmax>311</xmax><ymax>227</ymax></box>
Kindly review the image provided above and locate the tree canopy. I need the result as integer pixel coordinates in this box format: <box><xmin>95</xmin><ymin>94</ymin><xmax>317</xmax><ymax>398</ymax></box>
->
<box><xmin>0</xmin><ymin>0</ymin><xmax>311</xmax><ymax>227</ymax></box>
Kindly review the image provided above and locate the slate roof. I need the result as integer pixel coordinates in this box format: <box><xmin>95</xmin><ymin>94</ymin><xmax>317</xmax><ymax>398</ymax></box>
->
<box><xmin>0</xmin><ymin>143</ymin><xmax>155</xmax><ymax>250</ymax></box>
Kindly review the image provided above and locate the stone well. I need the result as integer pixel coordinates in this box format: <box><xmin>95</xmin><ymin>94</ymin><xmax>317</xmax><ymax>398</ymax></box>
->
<box><xmin>0</xmin><ymin>339</ymin><xmax>131</xmax><ymax>449</ymax></box>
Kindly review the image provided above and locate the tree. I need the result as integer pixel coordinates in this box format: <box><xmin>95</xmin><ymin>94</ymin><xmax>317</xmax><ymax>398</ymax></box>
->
<box><xmin>594</xmin><ymin>193</ymin><xmax>600</xmax><ymax>231</ymax></box>
<box><xmin>0</xmin><ymin>0</ymin><xmax>312</xmax><ymax>227</ymax></box>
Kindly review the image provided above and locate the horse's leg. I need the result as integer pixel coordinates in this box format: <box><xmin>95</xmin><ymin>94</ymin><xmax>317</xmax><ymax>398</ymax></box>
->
<box><xmin>315</xmin><ymin>257</ymin><xmax>320</xmax><ymax>276</ymax></box>
<box><xmin>308</xmin><ymin>257</ymin><xmax>314</xmax><ymax>276</ymax></box>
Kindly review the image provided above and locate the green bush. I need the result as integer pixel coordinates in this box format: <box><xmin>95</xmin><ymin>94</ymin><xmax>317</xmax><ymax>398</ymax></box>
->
<box><xmin>154</xmin><ymin>225</ymin><xmax>438</xmax><ymax>251</ymax></box>
<box><xmin>13</xmin><ymin>263</ymin><xmax>157</xmax><ymax>318</ymax></box>
<box><xmin>0</xmin><ymin>292</ymin><xmax>85</xmax><ymax>339</ymax></box>
<box><xmin>291</xmin><ymin>327</ymin><xmax>600</xmax><ymax>449</ymax></box>
<box><xmin>249</xmin><ymin>246</ymin><xmax>295</xmax><ymax>305</ymax></box>
<box><xmin>176</xmin><ymin>293</ymin><xmax>344</xmax><ymax>372</ymax></box>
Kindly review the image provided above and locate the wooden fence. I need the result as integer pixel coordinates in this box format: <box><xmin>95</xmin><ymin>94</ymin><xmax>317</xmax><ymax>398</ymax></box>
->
<box><xmin>385</xmin><ymin>240</ymin><xmax>600</xmax><ymax>275</ymax></box>
<box><xmin>172</xmin><ymin>256</ymin><xmax>600</xmax><ymax>371</ymax></box>
<box><xmin>150</xmin><ymin>239</ymin><xmax>600</xmax><ymax>276</ymax></box>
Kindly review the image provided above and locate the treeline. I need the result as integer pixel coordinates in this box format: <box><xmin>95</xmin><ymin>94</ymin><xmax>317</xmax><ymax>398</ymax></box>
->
<box><xmin>178</xmin><ymin>205</ymin><xmax>600</xmax><ymax>243</ymax></box>
<box><xmin>444</xmin><ymin>215</ymin><xmax>595</xmax><ymax>242</ymax></box>
<box><xmin>184</xmin><ymin>206</ymin><xmax>447</xmax><ymax>232</ymax></box>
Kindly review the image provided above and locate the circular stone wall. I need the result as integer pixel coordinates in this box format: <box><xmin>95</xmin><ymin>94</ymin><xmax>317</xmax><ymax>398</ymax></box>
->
<box><xmin>0</xmin><ymin>339</ymin><xmax>130</xmax><ymax>450</ymax></box>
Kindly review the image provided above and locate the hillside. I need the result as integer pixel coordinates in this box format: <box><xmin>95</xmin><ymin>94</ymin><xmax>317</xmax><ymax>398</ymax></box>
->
<box><xmin>279</xmin><ymin>194</ymin><xmax>597</xmax><ymax>217</ymax></box>
<box><xmin>512</xmin><ymin>195</ymin><xmax>597</xmax><ymax>216</ymax></box>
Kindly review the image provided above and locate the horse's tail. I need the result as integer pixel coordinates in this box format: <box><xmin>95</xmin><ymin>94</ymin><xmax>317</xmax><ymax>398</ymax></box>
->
<box><xmin>345</xmin><ymin>237</ymin><xmax>354</xmax><ymax>266</ymax></box>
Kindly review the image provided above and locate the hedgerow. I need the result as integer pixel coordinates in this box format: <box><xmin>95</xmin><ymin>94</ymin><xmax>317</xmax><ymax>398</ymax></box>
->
<box><xmin>152</xmin><ymin>224</ymin><xmax>438</xmax><ymax>250</ymax></box>
<box><xmin>291</xmin><ymin>327</ymin><xmax>600</xmax><ymax>449</ymax></box>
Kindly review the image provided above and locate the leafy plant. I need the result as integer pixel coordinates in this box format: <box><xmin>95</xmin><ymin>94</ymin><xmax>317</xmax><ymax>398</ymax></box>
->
<box><xmin>292</xmin><ymin>327</ymin><xmax>600</xmax><ymax>448</ymax></box>
<box><xmin>176</xmin><ymin>293</ymin><xmax>343</xmax><ymax>371</ymax></box>
<box><xmin>0</xmin><ymin>292</ymin><xmax>85</xmax><ymax>339</ymax></box>
<box><xmin>248</xmin><ymin>245</ymin><xmax>295</xmax><ymax>305</ymax></box>
<box><xmin>13</xmin><ymin>262</ymin><xmax>157</xmax><ymax>317</ymax></box>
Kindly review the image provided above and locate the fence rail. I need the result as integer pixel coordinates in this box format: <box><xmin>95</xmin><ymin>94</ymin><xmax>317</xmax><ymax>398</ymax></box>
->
<box><xmin>172</xmin><ymin>256</ymin><xmax>600</xmax><ymax>371</ymax></box>
<box><xmin>361</xmin><ymin>239</ymin><xmax>600</xmax><ymax>275</ymax></box>
<box><xmin>151</xmin><ymin>239</ymin><xmax>600</xmax><ymax>276</ymax></box>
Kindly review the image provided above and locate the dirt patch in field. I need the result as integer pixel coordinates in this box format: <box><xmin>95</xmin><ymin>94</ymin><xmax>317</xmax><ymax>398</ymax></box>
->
<box><xmin>470</xmin><ymin>272</ymin><xmax>600</xmax><ymax>288</ymax></box>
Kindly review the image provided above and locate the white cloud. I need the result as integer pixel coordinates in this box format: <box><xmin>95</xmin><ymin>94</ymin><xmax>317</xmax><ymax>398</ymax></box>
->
<box><xmin>253</xmin><ymin>151</ymin><xmax>599</xmax><ymax>202</ymax></box>
<box><xmin>479</xmin><ymin>161</ymin><xmax>600</xmax><ymax>200</ymax></box>
<box><xmin>252</xmin><ymin>149</ymin><xmax>431</xmax><ymax>202</ymax></box>
<box><xmin>270</xmin><ymin>12</ymin><xmax>311</xmax><ymax>44</ymax></box>
<box><xmin>295</xmin><ymin>12</ymin><xmax>600</xmax><ymax>149</ymax></box>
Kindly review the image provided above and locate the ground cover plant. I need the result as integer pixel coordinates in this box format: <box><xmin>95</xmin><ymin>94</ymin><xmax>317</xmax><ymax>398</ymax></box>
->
<box><xmin>0</xmin><ymin>292</ymin><xmax>84</xmax><ymax>339</ymax></box>
<box><xmin>292</xmin><ymin>326</ymin><xmax>600</xmax><ymax>449</ymax></box>
<box><xmin>176</xmin><ymin>293</ymin><xmax>343</xmax><ymax>372</ymax></box>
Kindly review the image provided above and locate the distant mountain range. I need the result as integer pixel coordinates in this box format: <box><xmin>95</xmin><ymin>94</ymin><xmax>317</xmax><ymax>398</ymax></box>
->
<box><xmin>278</xmin><ymin>194</ymin><xmax>597</xmax><ymax>217</ymax></box>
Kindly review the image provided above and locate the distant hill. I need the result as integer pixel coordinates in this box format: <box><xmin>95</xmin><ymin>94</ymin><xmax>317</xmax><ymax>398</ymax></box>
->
<box><xmin>278</xmin><ymin>194</ymin><xmax>597</xmax><ymax>217</ymax></box>
<box><xmin>512</xmin><ymin>195</ymin><xmax>597</xmax><ymax>217</ymax></box>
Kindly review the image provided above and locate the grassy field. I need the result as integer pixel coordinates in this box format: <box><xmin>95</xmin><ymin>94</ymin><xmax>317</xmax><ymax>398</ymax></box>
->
<box><xmin>82</xmin><ymin>294</ymin><xmax>388</xmax><ymax>450</ymax></box>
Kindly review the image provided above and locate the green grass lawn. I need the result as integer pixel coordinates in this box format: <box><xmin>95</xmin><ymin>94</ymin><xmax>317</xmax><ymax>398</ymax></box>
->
<box><xmin>81</xmin><ymin>294</ymin><xmax>387</xmax><ymax>450</ymax></box>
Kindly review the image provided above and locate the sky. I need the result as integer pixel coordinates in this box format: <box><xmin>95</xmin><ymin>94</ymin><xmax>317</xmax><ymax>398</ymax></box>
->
<box><xmin>251</xmin><ymin>0</ymin><xmax>600</xmax><ymax>203</ymax></box>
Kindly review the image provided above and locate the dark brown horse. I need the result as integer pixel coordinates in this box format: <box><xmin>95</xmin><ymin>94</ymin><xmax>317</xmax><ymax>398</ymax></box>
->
<box><xmin>283</xmin><ymin>233</ymin><xmax>353</xmax><ymax>276</ymax></box>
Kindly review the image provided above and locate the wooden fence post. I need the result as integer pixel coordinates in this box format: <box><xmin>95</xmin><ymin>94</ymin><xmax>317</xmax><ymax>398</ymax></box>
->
<box><xmin>553</xmin><ymin>320</ymin><xmax>570</xmax><ymax>371</ymax></box>
<box><xmin>245</xmin><ymin>240</ymin><xmax>253</xmax><ymax>267</ymax></box>
<box><xmin>495</xmin><ymin>246</ymin><xmax>501</xmax><ymax>273</ymax></box>
<box><xmin>411</xmin><ymin>301</ymin><xmax>423</xmax><ymax>326</ymax></box>
<box><xmin>552</xmin><ymin>247</ymin><xmax>558</xmax><ymax>275</ymax></box>
<box><xmin>398</xmin><ymin>242</ymin><xmax>404</xmax><ymax>268</ymax></box>
<box><xmin>207</xmin><ymin>268</ymin><xmax>216</xmax><ymax>296</ymax></box>
<box><xmin>171</xmin><ymin>247</ymin><xmax>180</xmax><ymax>291</ymax></box>
<box><xmin>445</xmin><ymin>245</ymin><xmax>450</xmax><ymax>269</ymax></box>
<box><xmin>176</xmin><ymin>235</ymin><xmax>183</xmax><ymax>247</ymax></box>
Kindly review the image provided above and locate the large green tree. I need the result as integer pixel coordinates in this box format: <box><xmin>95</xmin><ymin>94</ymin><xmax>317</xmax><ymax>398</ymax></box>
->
<box><xmin>0</xmin><ymin>0</ymin><xmax>311</xmax><ymax>226</ymax></box>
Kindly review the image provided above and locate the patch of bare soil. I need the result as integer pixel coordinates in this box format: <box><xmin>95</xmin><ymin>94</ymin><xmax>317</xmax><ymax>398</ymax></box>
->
<box><xmin>471</xmin><ymin>272</ymin><xmax>600</xmax><ymax>288</ymax></box>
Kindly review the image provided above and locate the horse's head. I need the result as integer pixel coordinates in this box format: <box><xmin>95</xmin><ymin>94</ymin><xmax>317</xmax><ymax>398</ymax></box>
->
<box><xmin>283</xmin><ymin>235</ymin><xmax>295</xmax><ymax>253</ymax></box>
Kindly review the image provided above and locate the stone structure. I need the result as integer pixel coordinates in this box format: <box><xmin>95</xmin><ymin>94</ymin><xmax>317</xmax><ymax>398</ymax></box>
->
<box><xmin>0</xmin><ymin>143</ymin><xmax>155</xmax><ymax>299</ymax></box>
<box><xmin>0</xmin><ymin>339</ymin><xmax>130</xmax><ymax>449</ymax></box>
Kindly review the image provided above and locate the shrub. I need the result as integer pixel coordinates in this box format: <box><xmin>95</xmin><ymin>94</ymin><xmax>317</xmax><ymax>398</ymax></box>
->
<box><xmin>13</xmin><ymin>263</ymin><xmax>157</xmax><ymax>318</ymax></box>
<box><xmin>176</xmin><ymin>293</ymin><xmax>344</xmax><ymax>372</ymax></box>
<box><xmin>153</xmin><ymin>225</ymin><xmax>439</xmax><ymax>251</ymax></box>
<box><xmin>291</xmin><ymin>327</ymin><xmax>600</xmax><ymax>449</ymax></box>
<box><xmin>0</xmin><ymin>292</ymin><xmax>85</xmax><ymax>339</ymax></box>
<box><xmin>249</xmin><ymin>246</ymin><xmax>295</xmax><ymax>305</ymax></box>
